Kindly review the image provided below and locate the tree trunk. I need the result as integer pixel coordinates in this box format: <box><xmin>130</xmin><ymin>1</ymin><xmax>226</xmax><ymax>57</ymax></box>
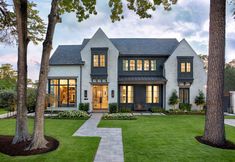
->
<box><xmin>28</xmin><ymin>0</ymin><xmax>59</xmax><ymax>150</ymax></box>
<box><xmin>202</xmin><ymin>0</ymin><xmax>226</xmax><ymax>146</ymax></box>
<box><xmin>12</xmin><ymin>0</ymin><xmax>30</xmax><ymax>144</ymax></box>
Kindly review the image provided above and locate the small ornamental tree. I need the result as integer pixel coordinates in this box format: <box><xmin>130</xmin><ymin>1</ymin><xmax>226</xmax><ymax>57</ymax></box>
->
<box><xmin>168</xmin><ymin>90</ymin><xmax>179</xmax><ymax>110</ymax></box>
<box><xmin>195</xmin><ymin>90</ymin><xmax>206</xmax><ymax>110</ymax></box>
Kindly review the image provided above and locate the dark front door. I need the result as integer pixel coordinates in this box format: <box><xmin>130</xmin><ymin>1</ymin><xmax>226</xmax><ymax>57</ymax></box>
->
<box><xmin>134</xmin><ymin>85</ymin><xmax>146</xmax><ymax>110</ymax></box>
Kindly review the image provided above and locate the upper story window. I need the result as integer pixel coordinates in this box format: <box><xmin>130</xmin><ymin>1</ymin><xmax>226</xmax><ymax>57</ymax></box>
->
<box><xmin>151</xmin><ymin>60</ymin><xmax>157</xmax><ymax>71</ymax></box>
<box><xmin>144</xmin><ymin>60</ymin><xmax>150</xmax><ymax>71</ymax></box>
<box><xmin>93</xmin><ymin>54</ymin><xmax>106</xmax><ymax>68</ymax></box>
<box><xmin>130</xmin><ymin>60</ymin><xmax>135</xmax><ymax>71</ymax></box>
<box><xmin>123</xmin><ymin>60</ymin><xmax>129</xmax><ymax>71</ymax></box>
<box><xmin>93</xmin><ymin>55</ymin><xmax>99</xmax><ymax>67</ymax></box>
<box><xmin>137</xmin><ymin>60</ymin><xmax>142</xmax><ymax>71</ymax></box>
<box><xmin>180</xmin><ymin>62</ymin><xmax>191</xmax><ymax>73</ymax></box>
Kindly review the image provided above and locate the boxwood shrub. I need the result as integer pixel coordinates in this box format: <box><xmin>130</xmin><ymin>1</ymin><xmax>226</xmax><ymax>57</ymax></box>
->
<box><xmin>119</xmin><ymin>107</ymin><xmax>132</xmax><ymax>113</ymax></box>
<box><xmin>149</xmin><ymin>107</ymin><xmax>164</xmax><ymax>113</ymax></box>
<box><xmin>79</xmin><ymin>103</ymin><xmax>89</xmax><ymax>112</ymax></box>
<box><xmin>57</xmin><ymin>110</ymin><xmax>90</xmax><ymax>119</ymax></box>
<box><xmin>102</xmin><ymin>113</ymin><xmax>136</xmax><ymax>120</ymax></box>
<box><xmin>109</xmin><ymin>103</ymin><xmax>118</xmax><ymax>113</ymax></box>
<box><xmin>179</xmin><ymin>103</ymin><xmax>192</xmax><ymax>111</ymax></box>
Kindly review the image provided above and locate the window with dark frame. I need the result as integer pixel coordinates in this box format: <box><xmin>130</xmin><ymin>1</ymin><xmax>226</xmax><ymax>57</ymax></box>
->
<box><xmin>120</xmin><ymin>85</ymin><xmax>134</xmax><ymax>103</ymax></box>
<box><xmin>146</xmin><ymin>85</ymin><xmax>159</xmax><ymax>103</ymax></box>
<box><xmin>93</xmin><ymin>54</ymin><xmax>106</xmax><ymax>68</ymax></box>
<box><xmin>179</xmin><ymin>88</ymin><xmax>189</xmax><ymax>104</ymax></box>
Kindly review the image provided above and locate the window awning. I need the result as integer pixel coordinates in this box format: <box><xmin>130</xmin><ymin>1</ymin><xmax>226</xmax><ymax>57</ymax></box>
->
<box><xmin>118</xmin><ymin>76</ymin><xmax>167</xmax><ymax>84</ymax></box>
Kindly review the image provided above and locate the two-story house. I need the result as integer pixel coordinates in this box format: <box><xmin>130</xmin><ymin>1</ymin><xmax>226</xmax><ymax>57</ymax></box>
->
<box><xmin>47</xmin><ymin>28</ymin><xmax>207</xmax><ymax>112</ymax></box>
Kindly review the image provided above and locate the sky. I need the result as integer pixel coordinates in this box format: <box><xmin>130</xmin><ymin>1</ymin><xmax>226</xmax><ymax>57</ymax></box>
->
<box><xmin>0</xmin><ymin>0</ymin><xmax>234</xmax><ymax>81</ymax></box>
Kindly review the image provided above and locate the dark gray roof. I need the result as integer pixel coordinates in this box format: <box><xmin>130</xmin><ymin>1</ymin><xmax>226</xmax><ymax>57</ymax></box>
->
<box><xmin>49</xmin><ymin>45</ymin><xmax>83</xmax><ymax>65</ymax></box>
<box><xmin>118</xmin><ymin>76</ymin><xmax>167</xmax><ymax>84</ymax></box>
<box><xmin>110</xmin><ymin>38</ymin><xmax>179</xmax><ymax>55</ymax></box>
<box><xmin>49</xmin><ymin>38</ymin><xmax>179</xmax><ymax>65</ymax></box>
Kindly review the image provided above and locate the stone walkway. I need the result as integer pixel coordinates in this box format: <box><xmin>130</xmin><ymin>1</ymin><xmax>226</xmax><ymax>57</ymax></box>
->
<box><xmin>0</xmin><ymin>111</ymin><xmax>16</xmax><ymax>119</ymax></box>
<box><xmin>225</xmin><ymin>119</ymin><xmax>235</xmax><ymax>127</ymax></box>
<box><xmin>73</xmin><ymin>113</ymin><xmax>124</xmax><ymax>162</ymax></box>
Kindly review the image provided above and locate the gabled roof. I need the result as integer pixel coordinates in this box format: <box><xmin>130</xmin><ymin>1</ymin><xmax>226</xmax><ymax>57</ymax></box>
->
<box><xmin>49</xmin><ymin>45</ymin><xmax>83</xmax><ymax>65</ymax></box>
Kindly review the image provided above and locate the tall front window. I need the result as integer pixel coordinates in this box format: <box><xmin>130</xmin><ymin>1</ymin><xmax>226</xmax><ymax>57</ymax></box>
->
<box><xmin>144</xmin><ymin>60</ymin><xmax>150</xmax><ymax>71</ymax></box>
<box><xmin>186</xmin><ymin>62</ymin><xmax>191</xmax><ymax>72</ymax></box>
<box><xmin>137</xmin><ymin>60</ymin><xmax>142</xmax><ymax>71</ymax></box>
<box><xmin>48</xmin><ymin>79</ymin><xmax>77</xmax><ymax>107</ymax></box>
<box><xmin>180</xmin><ymin>63</ymin><xmax>185</xmax><ymax>72</ymax></box>
<box><xmin>179</xmin><ymin>88</ymin><xmax>189</xmax><ymax>103</ymax></box>
<box><xmin>100</xmin><ymin>54</ymin><xmax>105</xmax><ymax>67</ymax></box>
<box><xmin>130</xmin><ymin>60</ymin><xmax>135</xmax><ymax>71</ymax></box>
<box><xmin>151</xmin><ymin>60</ymin><xmax>157</xmax><ymax>71</ymax></box>
<box><xmin>123</xmin><ymin>60</ymin><xmax>129</xmax><ymax>71</ymax></box>
<box><xmin>93</xmin><ymin>55</ymin><xmax>99</xmax><ymax>67</ymax></box>
<box><xmin>146</xmin><ymin>85</ymin><xmax>159</xmax><ymax>103</ymax></box>
<box><xmin>120</xmin><ymin>85</ymin><xmax>134</xmax><ymax>103</ymax></box>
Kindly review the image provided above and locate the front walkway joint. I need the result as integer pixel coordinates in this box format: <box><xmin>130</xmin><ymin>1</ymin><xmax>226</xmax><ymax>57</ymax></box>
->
<box><xmin>73</xmin><ymin>113</ymin><xmax>124</xmax><ymax>162</ymax></box>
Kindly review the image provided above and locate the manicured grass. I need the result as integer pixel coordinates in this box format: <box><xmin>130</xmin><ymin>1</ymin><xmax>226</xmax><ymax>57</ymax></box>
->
<box><xmin>99</xmin><ymin>115</ymin><xmax>235</xmax><ymax>162</ymax></box>
<box><xmin>0</xmin><ymin>109</ymin><xmax>8</xmax><ymax>115</ymax></box>
<box><xmin>0</xmin><ymin>119</ymin><xmax>100</xmax><ymax>162</ymax></box>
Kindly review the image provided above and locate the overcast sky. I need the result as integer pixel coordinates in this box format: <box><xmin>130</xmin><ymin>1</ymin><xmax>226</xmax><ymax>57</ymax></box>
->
<box><xmin>0</xmin><ymin>0</ymin><xmax>234</xmax><ymax>81</ymax></box>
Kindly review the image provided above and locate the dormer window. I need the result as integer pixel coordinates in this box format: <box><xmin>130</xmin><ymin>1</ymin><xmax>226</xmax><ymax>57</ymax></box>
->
<box><xmin>180</xmin><ymin>62</ymin><xmax>191</xmax><ymax>73</ymax></box>
<box><xmin>93</xmin><ymin>55</ymin><xmax>99</xmax><ymax>67</ymax></box>
<box><xmin>92</xmin><ymin>54</ymin><xmax>106</xmax><ymax>68</ymax></box>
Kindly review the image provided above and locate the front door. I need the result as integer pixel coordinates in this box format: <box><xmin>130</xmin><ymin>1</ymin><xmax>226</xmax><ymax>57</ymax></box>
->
<box><xmin>92</xmin><ymin>85</ymin><xmax>108</xmax><ymax>110</ymax></box>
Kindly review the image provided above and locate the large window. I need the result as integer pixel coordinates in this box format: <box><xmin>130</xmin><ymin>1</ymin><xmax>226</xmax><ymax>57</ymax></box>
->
<box><xmin>144</xmin><ymin>60</ymin><xmax>150</xmax><ymax>71</ymax></box>
<box><xmin>48</xmin><ymin>79</ymin><xmax>77</xmax><ymax>107</ymax></box>
<box><xmin>146</xmin><ymin>85</ymin><xmax>159</xmax><ymax>103</ymax></box>
<box><xmin>93</xmin><ymin>54</ymin><xmax>106</xmax><ymax>67</ymax></box>
<box><xmin>151</xmin><ymin>60</ymin><xmax>157</xmax><ymax>71</ymax></box>
<box><xmin>123</xmin><ymin>60</ymin><xmax>129</xmax><ymax>71</ymax></box>
<box><xmin>180</xmin><ymin>62</ymin><xmax>191</xmax><ymax>72</ymax></box>
<box><xmin>120</xmin><ymin>85</ymin><xmax>134</xmax><ymax>103</ymax></box>
<box><xmin>137</xmin><ymin>60</ymin><xmax>142</xmax><ymax>71</ymax></box>
<box><xmin>179</xmin><ymin>88</ymin><xmax>189</xmax><ymax>103</ymax></box>
<box><xmin>130</xmin><ymin>60</ymin><xmax>135</xmax><ymax>71</ymax></box>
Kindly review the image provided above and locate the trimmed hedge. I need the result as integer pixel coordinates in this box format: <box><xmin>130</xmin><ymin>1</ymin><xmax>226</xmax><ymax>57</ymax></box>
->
<box><xmin>79</xmin><ymin>103</ymin><xmax>89</xmax><ymax>112</ymax></box>
<box><xmin>102</xmin><ymin>113</ymin><xmax>136</xmax><ymax>120</ymax></box>
<box><xmin>150</xmin><ymin>107</ymin><xmax>164</xmax><ymax>113</ymax></box>
<box><xmin>119</xmin><ymin>108</ymin><xmax>132</xmax><ymax>113</ymax></box>
<box><xmin>165</xmin><ymin>109</ymin><xmax>205</xmax><ymax>115</ymax></box>
<box><xmin>179</xmin><ymin>103</ymin><xmax>192</xmax><ymax>111</ymax></box>
<box><xmin>57</xmin><ymin>110</ymin><xmax>90</xmax><ymax>119</ymax></box>
<box><xmin>109</xmin><ymin>103</ymin><xmax>118</xmax><ymax>113</ymax></box>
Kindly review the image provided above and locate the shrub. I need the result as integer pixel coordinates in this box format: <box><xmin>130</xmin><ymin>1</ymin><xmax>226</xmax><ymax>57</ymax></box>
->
<box><xmin>102</xmin><ymin>113</ymin><xmax>136</xmax><ymax>120</ymax></box>
<box><xmin>109</xmin><ymin>103</ymin><xmax>118</xmax><ymax>113</ymax></box>
<box><xmin>179</xmin><ymin>103</ymin><xmax>192</xmax><ymax>111</ymax></box>
<box><xmin>79</xmin><ymin>103</ymin><xmax>89</xmax><ymax>112</ymax></box>
<box><xmin>194</xmin><ymin>90</ymin><xmax>206</xmax><ymax>110</ymax></box>
<box><xmin>150</xmin><ymin>107</ymin><xmax>164</xmax><ymax>113</ymax></box>
<box><xmin>168</xmin><ymin>90</ymin><xmax>179</xmax><ymax>109</ymax></box>
<box><xmin>27</xmin><ymin>88</ymin><xmax>37</xmax><ymax>112</ymax></box>
<box><xmin>57</xmin><ymin>110</ymin><xmax>90</xmax><ymax>119</ymax></box>
<box><xmin>119</xmin><ymin>107</ymin><xmax>132</xmax><ymax>113</ymax></box>
<box><xmin>0</xmin><ymin>90</ymin><xmax>16</xmax><ymax>111</ymax></box>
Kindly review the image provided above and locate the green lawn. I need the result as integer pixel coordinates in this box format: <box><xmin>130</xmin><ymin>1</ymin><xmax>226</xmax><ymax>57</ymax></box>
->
<box><xmin>99</xmin><ymin>115</ymin><xmax>235</xmax><ymax>162</ymax></box>
<box><xmin>0</xmin><ymin>109</ymin><xmax>8</xmax><ymax>115</ymax></box>
<box><xmin>0</xmin><ymin>119</ymin><xmax>100</xmax><ymax>162</ymax></box>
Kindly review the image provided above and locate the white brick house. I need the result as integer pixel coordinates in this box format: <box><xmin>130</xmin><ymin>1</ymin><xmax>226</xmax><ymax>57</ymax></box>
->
<box><xmin>47</xmin><ymin>28</ymin><xmax>207</xmax><ymax>112</ymax></box>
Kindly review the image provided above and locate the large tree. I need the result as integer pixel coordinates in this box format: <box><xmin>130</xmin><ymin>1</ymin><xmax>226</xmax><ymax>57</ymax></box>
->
<box><xmin>202</xmin><ymin>0</ymin><xmax>226</xmax><ymax>146</ymax></box>
<box><xmin>29</xmin><ymin>0</ymin><xmax>177</xmax><ymax>150</ymax></box>
<box><xmin>1</xmin><ymin>0</ymin><xmax>45</xmax><ymax>144</ymax></box>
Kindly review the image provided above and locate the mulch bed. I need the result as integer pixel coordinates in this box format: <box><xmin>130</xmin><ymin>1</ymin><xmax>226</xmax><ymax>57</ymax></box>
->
<box><xmin>195</xmin><ymin>136</ymin><xmax>235</xmax><ymax>150</ymax></box>
<box><xmin>0</xmin><ymin>135</ymin><xmax>59</xmax><ymax>156</ymax></box>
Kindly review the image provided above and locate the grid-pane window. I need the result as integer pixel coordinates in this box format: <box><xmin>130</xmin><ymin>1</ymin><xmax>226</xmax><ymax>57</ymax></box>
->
<box><xmin>123</xmin><ymin>60</ymin><xmax>129</xmax><ymax>71</ymax></box>
<box><xmin>137</xmin><ymin>60</ymin><xmax>142</xmax><ymax>71</ymax></box>
<box><xmin>180</xmin><ymin>63</ymin><xmax>185</xmax><ymax>72</ymax></box>
<box><xmin>127</xmin><ymin>86</ymin><xmax>134</xmax><ymax>103</ymax></box>
<box><xmin>146</xmin><ymin>86</ymin><xmax>152</xmax><ymax>103</ymax></box>
<box><xmin>153</xmin><ymin>86</ymin><xmax>159</xmax><ymax>103</ymax></box>
<box><xmin>130</xmin><ymin>60</ymin><xmax>135</xmax><ymax>71</ymax></box>
<box><xmin>151</xmin><ymin>60</ymin><xmax>157</xmax><ymax>71</ymax></box>
<box><xmin>100</xmin><ymin>54</ymin><xmax>105</xmax><ymax>67</ymax></box>
<box><xmin>120</xmin><ymin>86</ymin><xmax>127</xmax><ymax>103</ymax></box>
<box><xmin>93</xmin><ymin>55</ymin><xmax>99</xmax><ymax>67</ymax></box>
<box><xmin>186</xmin><ymin>62</ymin><xmax>191</xmax><ymax>72</ymax></box>
<box><xmin>179</xmin><ymin>88</ymin><xmax>189</xmax><ymax>104</ymax></box>
<box><xmin>144</xmin><ymin>60</ymin><xmax>150</xmax><ymax>71</ymax></box>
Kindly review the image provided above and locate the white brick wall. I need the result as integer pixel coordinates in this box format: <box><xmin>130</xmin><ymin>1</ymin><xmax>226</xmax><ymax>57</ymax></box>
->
<box><xmin>164</xmin><ymin>39</ymin><xmax>207</xmax><ymax>110</ymax></box>
<box><xmin>80</xmin><ymin>28</ymin><xmax>119</xmax><ymax>111</ymax></box>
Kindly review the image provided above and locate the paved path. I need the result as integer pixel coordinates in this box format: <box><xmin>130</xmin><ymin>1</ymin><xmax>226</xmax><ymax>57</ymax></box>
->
<box><xmin>73</xmin><ymin>113</ymin><xmax>124</xmax><ymax>162</ymax></box>
<box><xmin>225</xmin><ymin>119</ymin><xmax>235</xmax><ymax>127</ymax></box>
<box><xmin>0</xmin><ymin>111</ymin><xmax>16</xmax><ymax>119</ymax></box>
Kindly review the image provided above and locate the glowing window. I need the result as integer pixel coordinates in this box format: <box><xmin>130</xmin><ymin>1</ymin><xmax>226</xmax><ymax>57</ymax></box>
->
<box><xmin>100</xmin><ymin>54</ymin><xmax>105</xmax><ymax>67</ymax></box>
<box><xmin>151</xmin><ymin>60</ymin><xmax>157</xmax><ymax>71</ymax></box>
<box><xmin>137</xmin><ymin>60</ymin><xmax>142</xmax><ymax>71</ymax></box>
<box><xmin>93</xmin><ymin>55</ymin><xmax>99</xmax><ymax>67</ymax></box>
<box><xmin>130</xmin><ymin>60</ymin><xmax>135</xmax><ymax>71</ymax></box>
<box><xmin>144</xmin><ymin>60</ymin><xmax>150</xmax><ymax>71</ymax></box>
<box><xmin>123</xmin><ymin>60</ymin><xmax>129</xmax><ymax>71</ymax></box>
